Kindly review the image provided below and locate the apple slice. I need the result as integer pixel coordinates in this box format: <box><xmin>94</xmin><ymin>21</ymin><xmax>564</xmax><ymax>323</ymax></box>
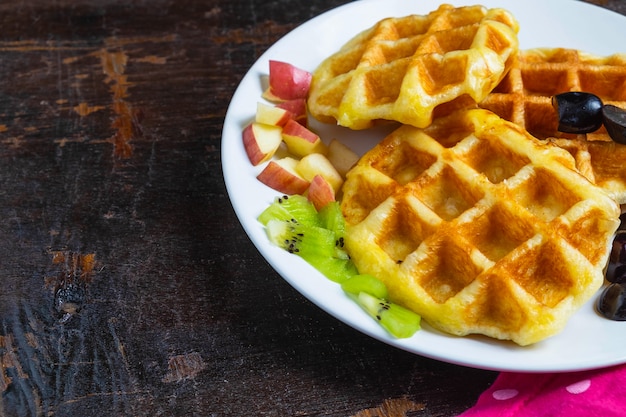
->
<box><xmin>296</xmin><ymin>153</ymin><xmax>343</xmax><ymax>194</ymax></box>
<box><xmin>327</xmin><ymin>139</ymin><xmax>360</xmax><ymax>178</ymax></box>
<box><xmin>276</xmin><ymin>98</ymin><xmax>308</xmax><ymax>126</ymax></box>
<box><xmin>242</xmin><ymin>122</ymin><xmax>283</xmax><ymax>166</ymax></box>
<box><xmin>262</xmin><ymin>60</ymin><xmax>312</xmax><ymax>102</ymax></box>
<box><xmin>257</xmin><ymin>156</ymin><xmax>310</xmax><ymax>195</ymax></box>
<box><xmin>255</xmin><ymin>102</ymin><xmax>291</xmax><ymax>127</ymax></box>
<box><xmin>282</xmin><ymin>119</ymin><xmax>327</xmax><ymax>157</ymax></box>
<box><xmin>307</xmin><ymin>174</ymin><xmax>336</xmax><ymax>211</ymax></box>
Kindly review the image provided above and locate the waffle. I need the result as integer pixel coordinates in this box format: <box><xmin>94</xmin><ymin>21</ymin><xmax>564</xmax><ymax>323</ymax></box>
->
<box><xmin>341</xmin><ymin>109</ymin><xmax>619</xmax><ymax>345</ymax></box>
<box><xmin>479</xmin><ymin>48</ymin><xmax>626</xmax><ymax>204</ymax></box>
<box><xmin>307</xmin><ymin>4</ymin><xmax>519</xmax><ymax>130</ymax></box>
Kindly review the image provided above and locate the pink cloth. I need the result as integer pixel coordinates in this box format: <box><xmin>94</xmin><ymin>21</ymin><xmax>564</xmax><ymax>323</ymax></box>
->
<box><xmin>457</xmin><ymin>364</ymin><xmax>626</xmax><ymax>416</ymax></box>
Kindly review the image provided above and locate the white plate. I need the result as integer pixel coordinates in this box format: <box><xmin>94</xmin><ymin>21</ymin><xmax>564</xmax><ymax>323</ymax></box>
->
<box><xmin>222</xmin><ymin>0</ymin><xmax>626</xmax><ymax>372</ymax></box>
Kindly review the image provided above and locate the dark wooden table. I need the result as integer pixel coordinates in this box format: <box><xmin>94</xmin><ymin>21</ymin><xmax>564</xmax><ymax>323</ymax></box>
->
<box><xmin>1</xmin><ymin>1</ymin><xmax>624</xmax><ymax>416</ymax></box>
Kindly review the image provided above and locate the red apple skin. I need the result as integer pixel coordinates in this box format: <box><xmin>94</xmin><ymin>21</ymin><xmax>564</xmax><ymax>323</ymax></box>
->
<box><xmin>282</xmin><ymin>119</ymin><xmax>317</xmax><ymax>143</ymax></box>
<box><xmin>242</xmin><ymin>122</ymin><xmax>282</xmax><ymax>166</ymax></box>
<box><xmin>307</xmin><ymin>174</ymin><xmax>336</xmax><ymax>211</ymax></box>
<box><xmin>276</xmin><ymin>99</ymin><xmax>308</xmax><ymax>126</ymax></box>
<box><xmin>266</xmin><ymin>60</ymin><xmax>312</xmax><ymax>101</ymax></box>
<box><xmin>242</xmin><ymin>123</ymin><xmax>266</xmax><ymax>166</ymax></box>
<box><xmin>256</xmin><ymin>159</ymin><xmax>310</xmax><ymax>195</ymax></box>
<box><xmin>281</xmin><ymin>119</ymin><xmax>327</xmax><ymax>157</ymax></box>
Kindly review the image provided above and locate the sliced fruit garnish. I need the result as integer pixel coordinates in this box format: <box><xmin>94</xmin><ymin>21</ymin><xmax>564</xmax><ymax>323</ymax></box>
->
<box><xmin>356</xmin><ymin>292</ymin><xmax>421</xmax><ymax>338</ymax></box>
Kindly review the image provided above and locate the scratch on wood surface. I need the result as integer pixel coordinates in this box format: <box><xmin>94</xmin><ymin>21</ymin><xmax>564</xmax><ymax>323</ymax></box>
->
<box><xmin>103</xmin><ymin>34</ymin><xmax>177</xmax><ymax>49</ymax></box>
<box><xmin>24</xmin><ymin>332</ymin><xmax>38</xmax><ymax>348</ymax></box>
<box><xmin>48</xmin><ymin>251</ymin><xmax>98</xmax><ymax>283</ymax></box>
<box><xmin>61</xmin><ymin>389</ymin><xmax>152</xmax><ymax>405</ymax></box>
<box><xmin>0</xmin><ymin>334</ymin><xmax>29</xmax><ymax>394</ymax></box>
<box><xmin>0</xmin><ymin>39</ymin><xmax>93</xmax><ymax>52</ymax></box>
<box><xmin>209</xmin><ymin>21</ymin><xmax>295</xmax><ymax>45</ymax></box>
<box><xmin>350</xmin><ymin>398</ymin><xmax>425</xmax><ymax>417</ymax></box>
<box><xmin>162</xmin><ymin>352</ymin><xmax>207</xmax><ymax>383</ymax></box>
<box><xmin>136</xmin><ymin>55</ymin><xmax>167</xmax><ymax>64</ymax></box>
<box><xmin>63</xmin><ymin>56</ymin><xmax>82</xmax><ymax>65</ymax></box>
<box><xmin>2</xmin><ymin>135</ymin><xmax>23</xmax><ymax>148</ymax></box>
<box><xmin>74</xmin><ymin>102</ymin><xmax>106</xmax><ymax>116</ymax></box>
<box><xmin>100</xmin><ymin>49</ymin><xmax>143</xmax><ymax>159</ymax></box>
<box><xmin>54</xmin><ymin>137</ymin><xmax>87</xmax><ymax>147</ymax></box>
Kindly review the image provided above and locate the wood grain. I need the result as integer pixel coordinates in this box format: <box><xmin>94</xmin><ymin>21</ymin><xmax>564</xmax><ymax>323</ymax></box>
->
<box><xmin>0</xmin><ymin>1</ymin><xmax>623</xmax><ymax>416</ymax></box>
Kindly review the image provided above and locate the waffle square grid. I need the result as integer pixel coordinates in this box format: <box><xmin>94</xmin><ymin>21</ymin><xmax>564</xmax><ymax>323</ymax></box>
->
<box><xmin>307</xmin><ymin>4</ymin><xmax>520</xmax><ymax>130</ymax></box>
<box><xmin>480</xmin><ymin>48</ymin><xmax>626</xmax><ymax>203</ymax></box>
<box><xmin>342</xmin><ymin>109</ymin><xmax>619</xmax><ymax>345</ymax></box>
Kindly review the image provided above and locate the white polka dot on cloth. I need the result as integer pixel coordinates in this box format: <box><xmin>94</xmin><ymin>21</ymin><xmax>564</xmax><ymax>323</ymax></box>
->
<box><xmin>491</xmin><ymin>379</ymin><xmax>591</xmax><ymax>402</ymax></box>
<box><xmin>566</xmin><ymin>379</ymin><xmax>591</xmax><ymax>394</ymax></box>
<box><xmin>492</xmin><ymin>389</ymin><xmax>519</xmax><ymax>400</ymax></box>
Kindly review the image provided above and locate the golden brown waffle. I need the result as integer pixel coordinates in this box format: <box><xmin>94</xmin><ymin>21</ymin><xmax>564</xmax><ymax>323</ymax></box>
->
<box><xmin>341</xmin><ymin>109</ymin><xmax>619</xmax><ymax>346</ymax></box>
<box><xmin>307</xmin><ymin>4</ymin><xmax>519</xmax><ymax>130</ymax></box>
<box><xmin>479</xmin><ymin>48</ymin><xmax>626</xmax><ymax>203</ymax></box>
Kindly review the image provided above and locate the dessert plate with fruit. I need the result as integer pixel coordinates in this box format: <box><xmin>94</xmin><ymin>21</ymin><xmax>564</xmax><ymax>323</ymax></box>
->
<box><xmin>222</xmin><ymin>0</ymin><xmax>626</xmax><ymax>372</ymax></box>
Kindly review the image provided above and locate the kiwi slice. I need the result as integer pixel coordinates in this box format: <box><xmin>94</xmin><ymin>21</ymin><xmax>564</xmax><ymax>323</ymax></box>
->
<box><xmin>265</xmin><ymin>219</ymin><xmax>357</xmax><ymax>282</ymax></box>
<box><xmin>258</xmin><ymin>194</ymin><xmax>321</xmax><ymax>227</ymax></box>
<box><xmin>259</xmin><ymin>195</ymin><xmax>420</xmax><ymax>338</ymax></box>
<box><xmin>356</xmin><ymin>292</ymin><xmax>421</xmax><ymax>339</ymax></box>
<box><xmin>318</xmin><ymin>201</ymin><xmax>345</xmax><ymax>238</ymax></box>
<box><xmin>303</xmin><ymin>254</ymin><xmax>359</xmax><ymax>283</ymax></box>
<box><xmin>341</xmin><ymin>274</ymin><xmax>388</xmax><ymax>299</ymax></box>
<box><xmin>265</xmin><ymin>219</ymin><xmax>336</xmax><ymax>257</ymax></box>
<box><xmin>318</xmin><ymin>201</ymin><xmax>351</xmax><ymax>260</ymax></box>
